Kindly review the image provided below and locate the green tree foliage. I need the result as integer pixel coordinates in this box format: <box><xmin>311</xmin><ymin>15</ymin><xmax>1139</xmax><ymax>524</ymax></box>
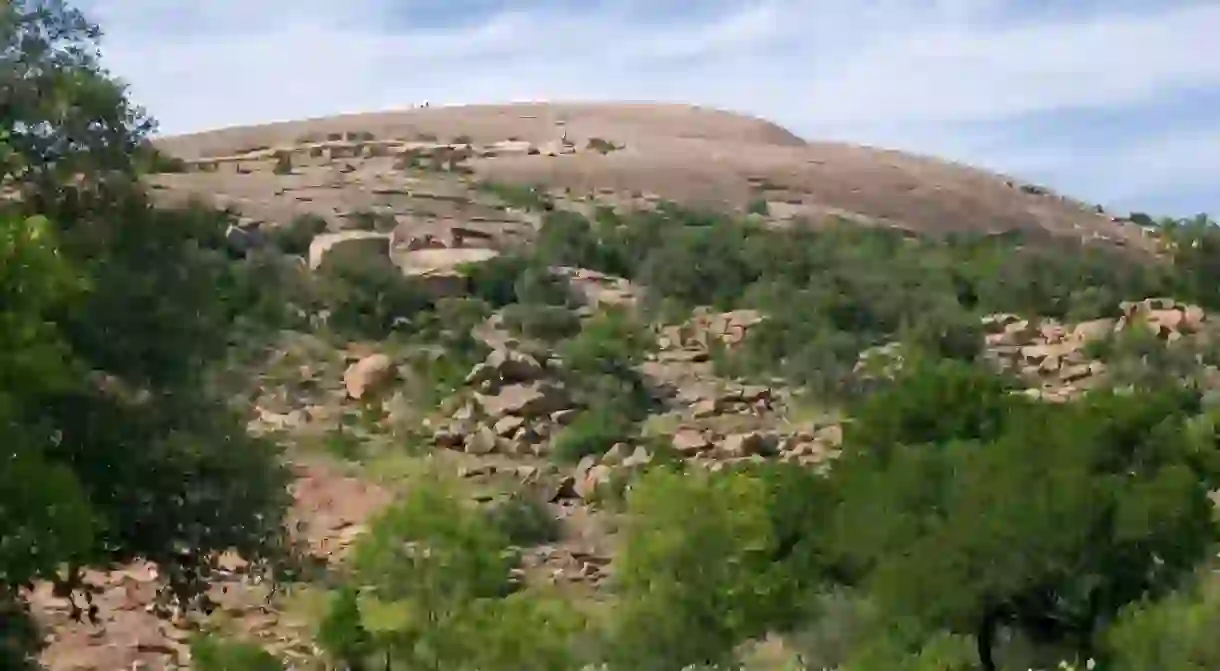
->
<box><xmin>609</xmin><ymin>465</ymin><xmax>835</xmax><ymax>669</ymax></box>
<box><xmin>1103</xmin><ymin>573</ymin><xmax>1220</xmax><ymax>670</ymax></box>
<box><xmin>508</xmin><ymin>204</ymin><xmax>1190</xmax><ymax>397</ymax></box>
<box><xmin>317</xmin><ymin>585</ymin><xmax>372</xmax><ymax>670</ymax></box>
<box><xmin>1</xmin><ymin>3</ymin><xmax>291</xmax><ymax>666</ymax></box>
<box><xmin>832</xmin><ymin>365</ymin><xmax>1220</xmax><ymax>670</ymax></box>
<box><xmin>332</xmin><ymin>471</ymin><xmax>589</xmax><ymax>669</ymax></box>
<box><xmin>558</xmin><ymin>307</ymin><xmax>654</xmax><ymax>414</ymax></box>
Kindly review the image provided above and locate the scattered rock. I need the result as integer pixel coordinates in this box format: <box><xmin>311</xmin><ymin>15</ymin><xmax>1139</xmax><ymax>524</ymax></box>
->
<box><xmin>343</xmin><ymin>353</ymin><xmax>396</xmax><ymax>400</ymax></box>
<box><xmin>476</xmin><ymin>381</ymin><xmax>572</xmax><ymax>419</ymax></box>
<box><xmin>672</xmin><ymin>429</ymin><xmax>712</xmax><ymax>456</ymax></box>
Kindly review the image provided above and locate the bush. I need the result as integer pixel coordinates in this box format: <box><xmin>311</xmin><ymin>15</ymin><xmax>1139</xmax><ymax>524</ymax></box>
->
<box><xmin>317</xmin><ymin>586</ymin><xmax>372</xmax><ymax>670</ymax></box>
<box><xmin>502</xmin><ymin>303</ymin><xmax>582</xmax><ymax>342</ymax></box>
<box><xmin>586</xmin><ymin>137</ymin><xmax>618</xmax><ymax>154</ymax></box>
<box><xmin>609</xmin><ymin>466</ymin><xmax>812</xmax><ymax>670</ymax></box>
<box><xmin>486</xmin><ymin>490</ymin><xmax>562</xmax><ymax>546</ymax></box>
<box><xmin>190</xmin><ymin>634</ymin><xmax>283</xmax><ymax>671</ymax></box>
<box><xmin>551</xmin><ymin>406</ymin><xmax>635</xmax><ymax>464</ymax></box>
<box><xmin>313</xmin><ymin>262</ymin><xmax>431</xmax><ymax>339</ymax></box>
<box><xmin>831</xmin><ymin>366</ymin><xmax>1220</xmax><ymax>670</ymax></box>
<box><xmin>268</xmin><ymin>213</ymin><xmax>328</xmax><ymax>256</ymax></box>
<box><xmin>479</xmin><ymin>182</ymin><xmax>552</xmax><ymax>211</ymax></box>
<box><xmin>1104</xmin><ymin>576</ymin><xmax>1220</xmax><ymax>669</ymax></box>
<box><xmin>347</xmin><ymin>210</ymin><xmax>397</xmax><ymax>232</ymax></box>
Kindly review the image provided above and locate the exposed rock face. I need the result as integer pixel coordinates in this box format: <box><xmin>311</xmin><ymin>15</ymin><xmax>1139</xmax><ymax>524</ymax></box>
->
<box><xmin>151</xmin><ymin>103</ymin><xmax>1151</xmax><ymax>248</ymax></box>
<box><xmin>391</xmin><ymin>247</ymin><xmax>501</xmax><ymax>299</ymax></box>
<box><xmin>475</xmin><ymin>381</ymin><xmax>571</xmax><ymax>419</ymax></box>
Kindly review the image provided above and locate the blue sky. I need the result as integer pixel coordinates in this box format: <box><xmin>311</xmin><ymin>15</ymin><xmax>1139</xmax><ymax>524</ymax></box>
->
<box><xmin>78</xmin><ymin>0</ymin><xmax>1219</xmax><ymax>217</ymax></box>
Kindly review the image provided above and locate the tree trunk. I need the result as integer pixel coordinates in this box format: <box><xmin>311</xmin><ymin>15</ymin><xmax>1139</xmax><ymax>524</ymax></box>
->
<box><xmin>976</xmin><ymin>608</ymin><xmax>1001</xmax><ymax>671</ymax></box>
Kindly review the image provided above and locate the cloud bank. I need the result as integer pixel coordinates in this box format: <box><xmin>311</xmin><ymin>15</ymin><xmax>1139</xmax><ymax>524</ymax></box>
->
<box><xmin>79</xmin><ymin>0</ymin><xmax>1219</xmax><ymax>216</ymax></box>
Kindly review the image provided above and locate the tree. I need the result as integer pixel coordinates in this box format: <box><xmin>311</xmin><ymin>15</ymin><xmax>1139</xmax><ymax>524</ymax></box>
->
<box><xmin>338</xmin><ymin>471</ymin><xmax>590</xmax><ymax>670</ymax></box>
<box><xmin>1</xmin><ymin>0</ymin><xmax>154</xmax><ymax>188</ymax></box>
<box><xmin>346</xmin><ymin>473</ymin><xmax>516</xmax><ymax>668</ymax></box>
<box><xmin>1103</xmin><ymin>572</ymin><xmax>1220</xmax><ymax>670</ymax></box>
<box><xmin>832</xmin><ymin>365</ymin><xmax>1220</xmax><ymax>670</ymax></box>
<box><xmin>609</xmin><ymin>465</ymin><xmax>812</xmax><ymax>670</ymax></box>
<box><xmin>1</xmin><ymin>2</ymin><xmax>292</xmax><ymax>665</ymax></box>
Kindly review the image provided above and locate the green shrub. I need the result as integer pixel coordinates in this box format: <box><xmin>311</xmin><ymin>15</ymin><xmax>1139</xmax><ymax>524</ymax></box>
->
<box><xmin>502</xmin><ymin>303</ymin><xmax>581</xmax><ymax>342</ymax></box>
<box><xmin>313</xmin><ymin>262</ymin><xmax>431</xmax><ymax>339</ymax></box>
<box><xmin>190</xmin><ymin>634</ymin><xmax>283</xmax><ymax>671</ymax></box>
<box><xmin>486</xmin><ymin>490</ymin><xmax>561</xmax><ymax>546</ymax></box>
<box><xmin>268</xmin><ymin>213</ymin><xmax>328</xmax><ymax>256</ymax></box>
<box><xmin>832</xmin><ymin>369</ymin><xmax>1220</xmax><ymax>670</ymax></box>
<box><xmin>317</xmin><ymin>586</ymin><xmax>372</xmax><ymax>670</ymax></box>
<box><xmin>551</xmin><ymin>407</ymin><xmax>635</xmax><ymax>464</ymax></box>
<box><xmin>609</xmin><ymin>466</ymin><xmax>806</xmax><ymax>670</ymax></box>
<box><xmin>1104</xmin><ymin>577</ymin><xmax>1220</xmax><ymax>670</ymax></box>
<box><xmin>347</xmin><ymin>210</ymin><xmax>397</xmax><ymax>232</ymax></box>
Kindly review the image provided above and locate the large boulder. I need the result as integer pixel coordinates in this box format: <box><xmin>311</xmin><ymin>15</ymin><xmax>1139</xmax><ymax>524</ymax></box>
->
<box><xmin>343</xmin><ymin>354</ymin><xmax>396</xmax><ymax>400</ymax></box>
<box><xmin>475</xmin><ymin>381</ymin><xmax>571</xmax><ymax>419</ymax></box>
<box><xmin>391</xmin><ymin>247</ymin><xmax>501</xmax><ymax>299</ymax></box>
<box><xmin>465</xmin><ymin>348</ymin><xmax>544</xmax><ymax>390</ymax></box>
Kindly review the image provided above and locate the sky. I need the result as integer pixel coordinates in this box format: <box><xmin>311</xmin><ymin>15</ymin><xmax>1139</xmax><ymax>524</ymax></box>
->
<box><xmin>77</xmin><ymin>0</ymin><xmax>1219</xmax><ymax>218</ymax></box>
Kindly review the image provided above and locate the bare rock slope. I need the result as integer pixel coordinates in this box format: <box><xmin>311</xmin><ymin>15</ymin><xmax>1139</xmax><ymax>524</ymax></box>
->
<box><xmin>152</xmin><ymin>102</ymin><xmax>1148</xmax><ymax>246</ymax></box>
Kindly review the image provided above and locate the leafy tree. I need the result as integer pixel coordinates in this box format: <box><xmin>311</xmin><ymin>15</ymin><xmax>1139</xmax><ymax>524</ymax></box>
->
<box><xmin>843</xmin><ymin>358</ymin><xmax>1024</xmax><ymax>453</ymax></box>
<box><xmin>317</xmin><ymin>585</ymin><xmax>372</xmax><ymax>670</ymax></box>
<box><xmin>608</xmin><ymin>466</ymin><xmax>809</xmax><ymax>669</ymax></box>
<box><xmin>346</xmin><ymin>473</ymin><xmax>516</xmax><ymax>667</ymax></box>
<box><xmin>1</xmin><ymin>0</ymin><xmax>154</xmax><ymax>189</ymax></box>
<box><xmin>832</xmin><ymin>367</ymin><xmax>1220</xmax><ymax>670</ymax></box>
<box><xmin>443</xmin><ymin>591</ymin><xmax>592</xmax><ymax>671</ymax></box>
<box><xmin>1104</xmin><ymin>573</ymin><xmax>1220</xmax><ymax>670</ymax></box>
<box><xmin>1</xmin><ymin>3</ymin><xmax>292</xmax><ymax>665</ymax></box>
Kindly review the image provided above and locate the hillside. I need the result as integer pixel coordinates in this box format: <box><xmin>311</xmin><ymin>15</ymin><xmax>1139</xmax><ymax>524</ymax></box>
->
<box><xmin>9</xmin><ymin>8</ymin><xmax>1220</xmax><ymax>669</ymax></box>
<box><xmin>150</xmin><ymin>102</ymin><xmax>1153</xmax><ymax>248</ymax></box>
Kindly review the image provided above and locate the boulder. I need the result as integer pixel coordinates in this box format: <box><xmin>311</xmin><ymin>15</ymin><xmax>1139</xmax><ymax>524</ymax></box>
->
<box><xmin>720</xmin><ymin>432</ymin><xmax>778</xmax><ymax>457</ymax></box>
<box><xmin>476</xmin><ymin>381</ymin><xmax>571</xmax><ymax>419</ymax></box>
<box><xmin>466</xmin><ymin>349</ymin><xmax>544</xmax><ymax>388</ymax></box>
<box><xmin>672</xmin><ymin>429</ymin><xmax>712</xmax><ymax>456</ymax></box>
<box><xmin>343</xmin><ymin>354</ymin><xmax>396</xmax><ymax>400</ymax></box>
<box><xmin>464</xmin><ymin>426</ymin><xmax>501</xmax><ymax>455</ymax></box>
<box><xmin>392</xmin><ymin>247</ymin><xmax>501</xmax><ymax>299</ymax></box>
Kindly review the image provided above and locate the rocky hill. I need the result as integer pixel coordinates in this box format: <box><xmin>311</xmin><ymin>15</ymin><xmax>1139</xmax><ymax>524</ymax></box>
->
<box><xmin>149</xmin><ymin>102</ymin><xmax>1155</xmax><ymax>249</ymax></box>
<box><xmin>15</xmin><ymin>2</ymin><xmax>1220</xmax><ymax>669</ymax></box>
<box><xmin>20</xmin><ymin>101</ymin><xmax>1220</xmax><ymax>671</ymax></box>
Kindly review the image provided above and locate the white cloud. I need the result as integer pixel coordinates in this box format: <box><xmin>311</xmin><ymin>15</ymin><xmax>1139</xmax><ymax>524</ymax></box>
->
<box><xmin>80</xmin><ymin>0</ymin><xmax>1220</xmax><ymax>215</ymax></box>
